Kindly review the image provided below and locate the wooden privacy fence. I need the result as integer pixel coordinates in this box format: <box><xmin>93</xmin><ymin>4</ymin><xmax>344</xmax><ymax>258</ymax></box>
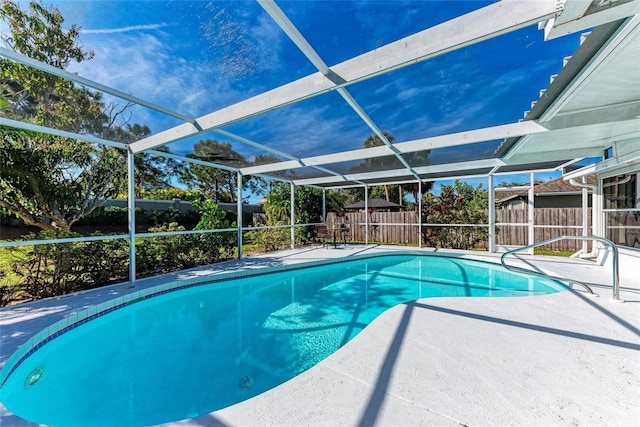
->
<box><xmin>327</xmin><ymin>211</ymin><xmax>421</xmax><ymax>245</ymax></box>
<box><xmin>256</xmin><ymin>208</ymin><xmax>637</xmax><ymax>250</ymax></box>
<box><xmin>495</xmin><ymin>208</ymin><xmax>592</xmax><ymax>250</ymax></box>
<box><xmin>327</xmin><ymin>208</ymin><xmax>595</xmax><ymax>250</ymax></box>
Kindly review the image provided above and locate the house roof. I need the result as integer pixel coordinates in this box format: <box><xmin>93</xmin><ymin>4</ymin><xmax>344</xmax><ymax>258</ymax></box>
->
<box><xmin>497</xmin><ymin>175</ymin><xmax>596</xmax><ymax>202</ymax></box>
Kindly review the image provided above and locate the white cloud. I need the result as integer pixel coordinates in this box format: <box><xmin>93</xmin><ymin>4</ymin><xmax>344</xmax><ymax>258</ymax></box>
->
<box><xmin>81</xmin><ymin>23</ymin><xmax>171</xmax><ymax>35</ymax></box>
<box><xmin>67</xmin><ymin>31</ymin><xmax>245</xmax><ymax>133</ymax></box>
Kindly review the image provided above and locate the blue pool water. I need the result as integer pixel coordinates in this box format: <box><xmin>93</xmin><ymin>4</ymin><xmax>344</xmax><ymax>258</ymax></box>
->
<box><xmin>0</xmin><ymin>254</ymin><xmax>567</xmax><ymax>426</ymax></box>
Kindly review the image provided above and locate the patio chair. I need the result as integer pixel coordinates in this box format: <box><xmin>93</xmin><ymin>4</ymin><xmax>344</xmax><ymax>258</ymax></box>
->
<box><xmin>314</xmin><ymin>225</ymin><xmax>329</xmax><ymax>247</ymax></box>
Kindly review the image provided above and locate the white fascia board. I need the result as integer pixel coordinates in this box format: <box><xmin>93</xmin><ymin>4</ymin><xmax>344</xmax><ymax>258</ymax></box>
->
<box><xmin>130</xmin><ymin>0</ymin><xmax>560</xmax><ymax>153</ymax></box>
<box><xmin>396</xmin><ymin>121</ymin><xmax>548</xmax><ymax>153</ymax></box>
<box><xmin>331</xmin><ymin>0</ymin><xmax>559</xmax><ymax>84</ymax></box>
<box><xmin>130</xmin><ymin>122</ymin><xmax>201</xmax><ymax>154</ymax></box>
<box><xmin>242</xmin><ymin>160</ymin><xmax>304</xmax><ymax>175</ymax></box>
<box><xmin>294</xmin><ymin>158</ymin><xmax>504</xmax><ymax>186</ymax></box>
<box><xmin>0</xmin><ymin>47</ymin><xmax>196</xmax><ymax>125</ymax></box>
<box><xmin>148</xmin><ymin>150</ymin><xmax>239</xmax><ymax>173</ymax></box>
<box><xmin>0</xmin><ymin>117</ymin><xmax>127</xmax><ymax>149</ymax></box>
<box><xmin>241</xmin><ymin>145</ymin><xmax>393</xmax><ymax>175</ymax></box>
<box><xmin>242</xmin><ymin>121</ymin><xmax>548</xmax><ymax>175</ymax></box>
<box><xmin>546</xmin><ymin>0</ymin><xmax>640</xmax><ymax>40</ymax></box>
<box><xmin>544</xmin><ymin>15</ymin><xmax>640</xmax><ymax>119</ymax></box>
<box><xmin>413</xmin><ymin>158</ymin><xmax>504</xmax><ymax>175</ymax></box>
<box><xmin>303</xmin><ymin>145</ymin><xmax>394</xmax><ymax>167</ymax></box>
<box><xmin>562</xmin><ymin>151</ymin><xmax>640</xmax><ymax>180</ymax></box>
<box><xmin>294</xmin><ymin>168</ymin><xmax>413</xmax><ymax>186</ymax></box>
<box><xmin>495</xmin><ymin>185</ymin><xmax>531</xmax><ymax>191</ymax></box>
<box><xmin>554</xmin><ymin>0</ymin><xmax>591</xmax><ymax>26</ymax></box>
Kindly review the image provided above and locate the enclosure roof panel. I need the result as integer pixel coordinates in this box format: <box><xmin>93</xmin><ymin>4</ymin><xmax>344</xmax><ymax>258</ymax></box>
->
<box><xmin>1</xmin><ymin>0</ymin><xmax>638</xmax><ymax>188</ymax></box>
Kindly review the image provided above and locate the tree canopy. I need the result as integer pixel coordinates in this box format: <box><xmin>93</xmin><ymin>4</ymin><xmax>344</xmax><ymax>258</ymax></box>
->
<box><xmin>0</xmin><ymin>0</ymin><xmax>135</xmax><ymax>230</ymax></box>
<box><xmin>0</xmin><ymin>1</ymin><xmax>183</xmax><ymax>229</ymax></box>
<box><xmin>347</xmin><ymin>132</ymin><xmax>432</xmax><ymax>206</ymax></box>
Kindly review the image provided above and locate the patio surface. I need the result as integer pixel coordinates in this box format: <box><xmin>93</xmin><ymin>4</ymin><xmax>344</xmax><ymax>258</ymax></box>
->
<box><xmin>1</xmin><ymin>245</ymin><xmax>639</xmax><ymax>426</ymax></box>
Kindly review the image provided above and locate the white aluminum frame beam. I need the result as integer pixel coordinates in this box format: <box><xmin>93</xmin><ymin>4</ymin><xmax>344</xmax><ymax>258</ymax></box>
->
<box><xmin>129</xmin><ymin>0</ymin><xmax>560</xmax><ymax>153</ymax></box>
<box><xmin>0</xmin><ymin>117</ymin><xmax>127</xmax><ymax>149</ymax></box>
<box><xmin>0</xmin><ymin>47</ymin><xmax>199</xmax><ymax>126</ymax></box>
<box><xmin>242</xmin><ymin>121</ymin><xmax>549</xmax><ymax>176</ymax></box>
<box><xmin>0</xmin><ymin>46</ymin><xmax>348</xmax><ymax>181</ymax></box>
<box><xmin>544</xmin><ymin>0</ymin><xmax>640</xmax><ymax>40</ymax></box>
<box><xmin>0</xmin><ymin>118</ymin><xmax>262</xmax><ymax>178</ymax></box>
<box><xmin>294</xmin><ymin>158</ymin><xmax>504</xmax><ymax>186</ymax></box>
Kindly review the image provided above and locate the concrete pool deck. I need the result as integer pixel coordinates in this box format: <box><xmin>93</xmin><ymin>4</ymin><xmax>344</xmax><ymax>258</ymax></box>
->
<box><xmin>1</xmin><ymin>245</ymin><xmax>639</xmax><ymax>426</ymax></box>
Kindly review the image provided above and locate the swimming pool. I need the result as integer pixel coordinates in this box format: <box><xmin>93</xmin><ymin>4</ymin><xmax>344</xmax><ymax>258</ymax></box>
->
<box><xmin>0</xmin><ymin>253</ymin><xmax>567</xmax><ymax>426</ymax></box>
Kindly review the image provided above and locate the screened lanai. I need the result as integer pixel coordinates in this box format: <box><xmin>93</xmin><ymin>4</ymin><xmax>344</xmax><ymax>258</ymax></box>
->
<box><xmin>2</xmin><ymin>2</ymin><xmax>640</xmax><ymax>426</ymax></box>
<box><xmin>1</xmin><ymin>0</ymin><xmax>639</xmax><ymax>282</ymax></box>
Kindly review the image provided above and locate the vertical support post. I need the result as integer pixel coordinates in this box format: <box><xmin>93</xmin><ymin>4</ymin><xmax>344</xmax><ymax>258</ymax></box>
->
<box><xmin>418</xmin><ymin>180</ymin><xmax>422</xmax><ymax>249</ymax></box>
<box><xmin>581</xmin><ymin>176</ymin><xmax>589</xmax><ymax>254</ymax></box>
<box><xmin>595</xmin><ymin>175</ymin><xmax>604</xmax><ymax>238</ymax></box>
<box><xmin>488</xmin><ymin>174</ymin><xmax>496</xmax><ymax>253</ymax></box>
<box><xmin>636</xmin><ymin>172</ymin><xmax>640</xmax><ymax>207</ymax></box>
<box><xmin>528</xmin><ymin>172</ymin><xmax>535</xmax><ymax>255</ymax></box>
<box><xmin>365</xmin><ymin>185</ymin><xmax>369</xmax><ymax>246</ymax></box>
<box><xmin>127</xmin><ymin>147</ymin><xmax>136</xmax><ymax>282</ymax></box>
<box><xmin>322</xmin><ymin>189</ymin><xmax>326</xmax><ymax>223</ymax></box>
<box><xmin>237</xmin><ymin>172</ymin><xmax>243</xmax><ymax>259</ymax></box>
<box><xmin>290</xmin><ymin>182</ymin><xmax>295</xmax><ymax>249</ymax></box>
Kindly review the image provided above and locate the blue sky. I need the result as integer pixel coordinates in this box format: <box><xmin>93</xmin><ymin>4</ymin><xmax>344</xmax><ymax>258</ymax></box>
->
<box><xmin>3</xmin><ymin>1</ymin><xmax>593</xmax><ymax>200</ymax></box>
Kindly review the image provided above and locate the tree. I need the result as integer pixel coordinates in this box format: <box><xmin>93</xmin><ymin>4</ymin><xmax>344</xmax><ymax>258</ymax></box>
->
<box><xmin>0</xmin><ymin>1</ymin><xmax>141</xmax><ymax>231</ymax></box>
<box><xmin>180</xmin><ymin>139</ymin><xmax>247</xmax><ymax>202</ymax></box>
<box><xmin>357</xmin><ymin>132</ymin><xmax>402</xmax><ymax>203</ymax></box>
<box><xmin>350</xmin><ymin>132</ymin><xmax>431</xmax><ymax>206</ymax></box>
<box><xmin>421</xmin><ymin>180</ymin><xmax>489</xmax><ymax>249</ymax></box>
<box><xmin>0</xmin><ymin>127</ymin><xmax>124</xmax><ymax>230</ymax></box>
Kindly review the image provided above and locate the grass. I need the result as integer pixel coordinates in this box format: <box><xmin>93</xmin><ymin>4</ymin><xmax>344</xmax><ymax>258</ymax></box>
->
<box><xmin>533</xmin><ymin>248</ymin><xmax>575</xmax><ymax>257</ymax></box>
<box><xmin>0</xmin><ymin>246</ymin><xmax>23</xmax><ymax>284</ymax></box>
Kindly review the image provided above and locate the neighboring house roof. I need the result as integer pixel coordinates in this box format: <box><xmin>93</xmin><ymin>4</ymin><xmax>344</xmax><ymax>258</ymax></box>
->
<box><xmin>497</xmin><ymin>175</ymin><xmax>596</xmax><ymax>203</ymax></box>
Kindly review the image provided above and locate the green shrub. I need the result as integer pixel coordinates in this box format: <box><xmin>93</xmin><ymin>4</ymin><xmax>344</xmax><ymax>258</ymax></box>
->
<box><xmin>10</xmin><ymin>230</ymin><xmax>129</xmax><ymax>299</ymax></box>
<box><xmin>135</xmin><ymin>201</ymin><xmax>237</xmax><ymax>277</ymax></box>
<box><xmin>7</xmin><ymin>199</ymin><xmax>239</xmax><ymax>301</ymax></box>
<box><xmin>245</xmin><ymin>226</ymin><xmax>289</xmax><ymax>253</ymax></box>
<box><xmin>421</xmin><ymin>181</ymin><xmax>489</xmax><ymax>250</ymax></box>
